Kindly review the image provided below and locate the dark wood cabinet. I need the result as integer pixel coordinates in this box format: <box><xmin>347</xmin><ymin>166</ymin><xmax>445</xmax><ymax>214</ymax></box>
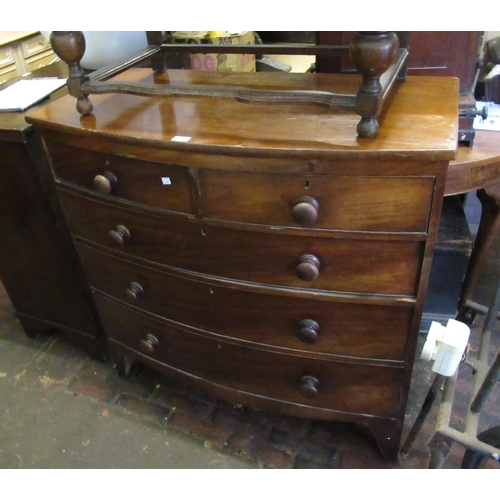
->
<box><xmin>0</xmin><ymin>64</ymin><xmax>106</xmax><ymax>359</ymax></box>
<box><xmin>26</xmin><ymin>67</ymin><xmax>458</xmax><ymax>462</ymax></box>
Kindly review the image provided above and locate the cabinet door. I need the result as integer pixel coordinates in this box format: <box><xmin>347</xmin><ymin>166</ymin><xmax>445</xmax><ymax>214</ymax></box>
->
<box><xmin>316</xmin><ymin>31</ymin><xmax>482</xmax><ymax>92</ymax></box>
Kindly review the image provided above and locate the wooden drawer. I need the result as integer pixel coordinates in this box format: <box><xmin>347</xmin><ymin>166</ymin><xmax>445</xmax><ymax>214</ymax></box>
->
<box><xmin>200</xmin><ymin>170</ymin><xmax>435</xmax><ymax>233</ymax></box>
<box><xmin>77</xmin><ymin>243</ymin><xmax>413</xmax><ymax>361</ymax></box>
<box><xmin>46</xmin><ymin>140</ymin><xmax>195</xmax><ymax>215</ymax></box>
<box><xmin>25</xmin><ymin>52</ymin><xmax>59</xmax><ymax>72</ymax></box>
<box><xmin>96</xmin><ymin>293</ymin><xmax>404</xmax><ymax>419</ymax></box>
<box><xmin>60</xmin><ymin>189</ymin><xmax>424</xmax><ymax>296</ymax></box>
<box><xmin>0</xmin><ymin>45</ymin><xmax>15</xmax><ymax>69</ymax></box>
<box><xmin>21</xmin><ymin>33</ymin><xmax>51</xmax><ymax>58</ymax></box>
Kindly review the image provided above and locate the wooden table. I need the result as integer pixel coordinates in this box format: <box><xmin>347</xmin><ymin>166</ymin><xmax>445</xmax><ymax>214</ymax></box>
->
<box><xmin>446</xmin><ymin>130</ymin><xmax>500</xmax><ymax>314</ymax></box>
<box><xmin>446</xmin><ymin>131</ymin><xmax>500</xmax><ymax>197</ymax></box>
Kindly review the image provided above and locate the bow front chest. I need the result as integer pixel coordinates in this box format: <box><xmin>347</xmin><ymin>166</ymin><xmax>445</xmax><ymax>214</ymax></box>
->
<box><xmin>26</xmin><ymin>69</ymin><xmax>458</xmax><ymax>461</ymax></box>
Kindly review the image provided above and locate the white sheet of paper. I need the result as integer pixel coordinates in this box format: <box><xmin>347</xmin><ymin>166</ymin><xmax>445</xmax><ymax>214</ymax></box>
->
<box><xmin>0</xmin><ymin>78</ymin><xmax>66</xmax><ymax>112</ymax></box>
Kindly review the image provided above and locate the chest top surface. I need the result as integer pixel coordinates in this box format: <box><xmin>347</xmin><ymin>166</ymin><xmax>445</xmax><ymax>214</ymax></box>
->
<box><xmin>26</xmin><ymin>68</ymin><xmax>459</xmax><ymax>162</ymax></box>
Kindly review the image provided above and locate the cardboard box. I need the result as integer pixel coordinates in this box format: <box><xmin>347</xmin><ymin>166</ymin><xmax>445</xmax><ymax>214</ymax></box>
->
<box><xmin>169</xmin><ymin>31</ymin><xmax>256</xmax><ymax>72</ymax></box>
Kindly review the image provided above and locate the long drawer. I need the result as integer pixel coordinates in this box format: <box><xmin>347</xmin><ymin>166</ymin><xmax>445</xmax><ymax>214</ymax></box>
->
<box><xmin>200</xmin><ymin>169</ymin><xmax>435</xmax><ymax>233</ymax></box>
<box><xmin>46</xmin><ymin>140</ymin><xmax>195</xmax><ymax>215</ymax></box>
<box><xmin>77</xmin><ymin>243</ymin><xmax>413</xmax><ymax>361</ymax></box>
<box><xmin>58</xmin><ymin>189</ymin><xmax>424</xmax><ymax>296</ymax></box>
<box><xmin>95</xmin><ymin>293</ymin><xmax>404</xmax><ymax>419</ymax></box>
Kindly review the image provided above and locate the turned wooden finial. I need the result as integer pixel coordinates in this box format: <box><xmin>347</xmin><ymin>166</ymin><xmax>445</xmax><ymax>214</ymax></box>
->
<box><xmin>349</xmin><ymin>32</ymin><xmax>399</xmax><ymax>138</ymax></box>
<box><xmin>50</xmin><ymin>31</ymin><xmax>93</xmax><ymax>115</ymax></box>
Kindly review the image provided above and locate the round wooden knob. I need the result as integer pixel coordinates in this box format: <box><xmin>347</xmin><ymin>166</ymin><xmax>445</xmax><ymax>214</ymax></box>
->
<box><xmin>292</xmin><ymin>196</ymin><xmax>319</xmax><ymax>226</ymax></box>
<box><xmin>93</xmin><ymin>171</ymin><xmax>118</xmax><ymax>194</ymax></box>
<box><xmin>125</xmin><ymin>282</ymin><xmax>144</xmax><ymax>302</ymax></box>
<box><xmin>108</xmin><ymin>225</ymin><xmax>130</xmax><ymax>246</ymax></box>
<box><xmin>298</xmin><ymin>319</ymin><xmax>320</xmax><ymax>344</ymax></box>
<box><xmin>296</xmin><ymin>254</ymin><xmax>321</xmax><ymax>282</ymax></box>
<box><xmin>139</xmin><ymin>334</ymin><xmax>159</xmax><ymax>355</ymax></box>
<box><xmin>300</xmin><ymin>375</ymin><xmax>320</xmax><ymax>399</ymax></box>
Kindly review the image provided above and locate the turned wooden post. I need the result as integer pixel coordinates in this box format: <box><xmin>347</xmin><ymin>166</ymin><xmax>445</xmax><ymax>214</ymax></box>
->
<box><xmin>50</xmin><ymin>31</ymin><xmax>93</xmax><ymax>115</ymax></box>
<box><xmin>349</xmin><ymin>31</ymin><xmax>399</xmax><ymax>138</ymax></box>
<box><xmin>146</xmin><ymin>31</ymin><xmax>167</xmax><ymax>73</ymax></box>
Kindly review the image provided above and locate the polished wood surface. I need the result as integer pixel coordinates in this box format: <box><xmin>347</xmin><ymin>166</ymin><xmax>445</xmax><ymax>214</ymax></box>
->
<box><xmin>27</xmin><ymin>68</ymin><xmax>458</xmax><ymax>463</ymax></box>
<box><xmin>50</xmin><ymin>31</ymin><xmax>408</xmax><ymax>139</ymax></box>
<box><xmin>446</xmin><ymin>131</ymin><xmax>500</xmax><ymax>196</ymax></box>
<box><xmin>27</xmin><ymin>69</ymin><xmax>458</xmax><ymax>160</ymax></box>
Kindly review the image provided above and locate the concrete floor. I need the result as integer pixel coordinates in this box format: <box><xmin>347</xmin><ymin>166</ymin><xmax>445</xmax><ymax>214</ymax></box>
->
<box><xmin>0</xmin><ymin>196</ymin><xmax>499</xmax><ymax>469</ymax></box>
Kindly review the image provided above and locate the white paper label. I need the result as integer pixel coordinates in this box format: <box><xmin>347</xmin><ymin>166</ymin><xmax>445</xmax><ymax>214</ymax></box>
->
<box><xmin>161</xmin><ymin>177</ymin><xmax>172</xmax><ymax>185</ymax></box>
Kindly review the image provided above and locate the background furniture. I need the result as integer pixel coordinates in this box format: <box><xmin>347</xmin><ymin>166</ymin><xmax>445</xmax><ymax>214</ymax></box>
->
<box><xmin>0</xmin><ymin>31</ymin><xmax>59</xmax><ymax>85</ymax></box>
<box><xmin>0</xmin><ymin>61</ymin><xmax>106</xmax><ymax>360</ymax></box>
<box><xmin>26</xmin><ymin>67</ymin><xmax>458</xmax><ymax>462</ymax></box>
<box><xmin>445</xmin><ymin>132</ymin><xmax>500</xmax><ymax>321</ymax></box>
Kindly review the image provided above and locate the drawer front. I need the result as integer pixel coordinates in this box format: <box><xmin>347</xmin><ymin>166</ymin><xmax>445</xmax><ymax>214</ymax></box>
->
<box><xmin>26</xmin><ymin>52</ymin><xmax>59</xmax><ymax>72</ymax></box>
<box><xmin>96</xmin><ymin>293</ymin><xmax>404</xmax><ymax>418</ymax></box>
<box><xmin>60</xmin><ymin>190</ymin><xmax>423</xmax><ymax>296</ymax></box>
<box><xmin>46</xmin><ymin>140</ymin><xmax>195</xmax><ymax>215</ymax></box>
<box><xmin>200</xmin><ymin>170</ymin><xmax>435</xmax><ymax>232</ymax></box>
<box><xmin>21</xmin><ymin>34</ymin><xmax>51</xmax><ymax>58</ymax></box>
<box><xmin>77</xmin><ymin>243</ymin><xmax>413</xmax><ymax>361</ymax></box>
<box><xmin>0</xmin><ymin>46</ymin><xmax>15</xmax><ymax>69</ymax></box>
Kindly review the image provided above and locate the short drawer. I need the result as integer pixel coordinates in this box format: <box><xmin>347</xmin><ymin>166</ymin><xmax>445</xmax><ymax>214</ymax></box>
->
<box><xmin>60</xmin><ymin>189</ymin><xmax>424</xmax><ymax>296</ymax></box>
<box><xmin>200</xmin><ymin>170</ymin><xmax>435</xmax><ymax>233</ymax></box>
<box><xmin>77</xmin><ymin>243</ymin><xmax>413</xmax><ymax>361</ymax></box>
<box><xmin>45</xmin><ymin>140</ymin><xmax>195</xmax><ymax>215</ymax></box>
<box><xmin>21</xmin><ymin>34</ymin><xmax>51</xmax><ymax>58</ymax></box>
<box><xmin>25</xmin><ymin>52</ymin><xmax>59</xmax><ymax>72</ymax></box>
<box><xmin>96</xmin><ymin>293</ymin><xmax>404</xmax><ymax>419</ymax></box>
<box><xmin>0</xmin><ymin>46</ymin><xmax>15</xmax><ymax>69</ymax></box>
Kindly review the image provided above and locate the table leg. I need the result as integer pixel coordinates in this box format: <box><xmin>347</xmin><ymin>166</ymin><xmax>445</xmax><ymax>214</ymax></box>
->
<box><xmin>458</xmin><ymin>184</ymin><xmax>500</xmax><ymax>323</ymax></box>
<box><xmin>428</xmin><ymin>435</ymin><xmax>453</xmax><ymax>468</ymax></box>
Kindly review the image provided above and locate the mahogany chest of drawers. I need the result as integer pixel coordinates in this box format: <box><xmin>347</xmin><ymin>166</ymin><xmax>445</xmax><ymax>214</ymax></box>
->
<box><xmin>26</xmin><ymin>68</ymin><xmax>459</xmax><ymax>462</ymax></box>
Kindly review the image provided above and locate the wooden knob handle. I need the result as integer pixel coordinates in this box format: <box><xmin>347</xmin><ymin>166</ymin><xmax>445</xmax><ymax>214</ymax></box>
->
<box><xmin>300</xmin><ymin>375</ymin><xmax>320</xmax><ymax>399</ymax></box>
<box><xmin>94</xmin><ymin>170</ymin><xmax>118</xmax><ymax>194</ymax></box>
<box><xmin>125</xmin><ymin>282</ymin><xmax>144</xmax><ymax>302</ymax></box>
<box><xmin>139</xmin><ymin>334</ymin><xmax>159</xmax><ymax>355</ymax></box>
<box><xmin>108</xmin><ymin>225</ymin><xmax>130</xmax><ymax>246</ymax></box>
<box><xmin>296</xmin><ymin>254</ymin><xmax>320</xmax><ymax>282</ymax></box>
<box><xmin>298</xmin><ymin>319</ymin><xmax>320</xmax><ymax>344</ymax></box>
<box><xmin>292</xmin><ymin>196</ymin><xmax>319</xmax><ymax>226</ymax></box>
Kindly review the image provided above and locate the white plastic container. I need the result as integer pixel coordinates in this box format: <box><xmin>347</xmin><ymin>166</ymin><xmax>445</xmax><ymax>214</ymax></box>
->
<box><xmin>421</xmin><ymin>319</ymin><xmax>470</xmax><ymax>377</ymax></box>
